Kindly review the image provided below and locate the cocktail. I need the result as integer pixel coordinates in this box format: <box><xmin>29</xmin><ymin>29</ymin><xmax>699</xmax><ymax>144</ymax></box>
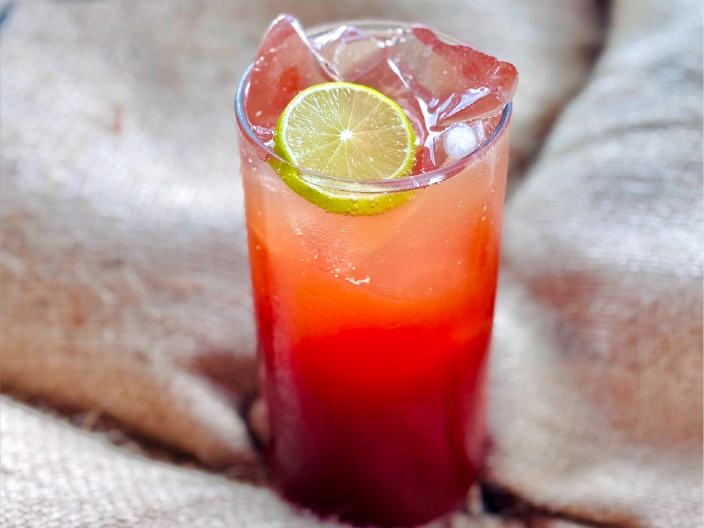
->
<box><xmin>235</xmin><ymin>15</ymin><xmax>516</xmax><ymax>527</ymax></box>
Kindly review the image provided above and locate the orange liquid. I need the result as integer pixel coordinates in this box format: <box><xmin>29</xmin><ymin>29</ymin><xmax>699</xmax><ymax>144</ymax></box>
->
<box><xmin>239</xmin><ymin>126</ymin><xmax>508</xmax><ymax>526</ymax></box>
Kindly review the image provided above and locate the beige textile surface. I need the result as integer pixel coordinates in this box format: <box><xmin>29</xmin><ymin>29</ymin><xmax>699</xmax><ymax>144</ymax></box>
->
<box><xmin>0</xmin><ymin>0</ymin><xmax>701</xmax><ymax>527</ymax></box>
<box><xmin>0</xmin><ymin>399</ymin><xmax>340</xmax><ymax>528</ymax></box>
<box><xmin>487</xmin><ymin>0</ymin><xmax>703</xmax><ymax>525</ymax></box>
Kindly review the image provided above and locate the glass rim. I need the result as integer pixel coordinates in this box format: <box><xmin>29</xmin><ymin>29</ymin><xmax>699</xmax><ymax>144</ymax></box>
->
<box><xmin>234</xmin><ymin>19</ymin><xmax>512</xmax><ymax>194</ymax></box>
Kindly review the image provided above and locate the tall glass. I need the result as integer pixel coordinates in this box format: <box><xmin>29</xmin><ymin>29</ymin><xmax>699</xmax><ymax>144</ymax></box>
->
<box><xmin>236</xmin><ymin>21</ymin><xmax>511</xmax><ymax>528</ymax></box>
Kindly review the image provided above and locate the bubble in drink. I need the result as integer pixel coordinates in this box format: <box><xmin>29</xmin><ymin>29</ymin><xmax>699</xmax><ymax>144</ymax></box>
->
<box><xmin>435</xmin><ymin>122</ymin><xmax>480</xmax><ymax>167</ymax></box>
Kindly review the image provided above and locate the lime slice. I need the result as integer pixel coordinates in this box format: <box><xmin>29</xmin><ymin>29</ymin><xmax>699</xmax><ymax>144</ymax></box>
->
<box><xmin>272</xmin><ymin>82</ymin><xmax>416</xmax><ymax>215</ymax></box>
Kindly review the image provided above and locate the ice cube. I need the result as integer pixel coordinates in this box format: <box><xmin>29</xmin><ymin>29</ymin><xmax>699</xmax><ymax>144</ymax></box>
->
<box><xmin>311</xmin><ymin>25</ymin><xmax>427</xmax><ymax>150</ymax></box>
<box><xmin>387</xmin><ymin>26</ymin><xmax>517</xmax><ymax>131</ymax></box>
<box><xmin>245</xmin><ymin>15</ymin><xmax>340</xmax><ymax>129</ymax></box>
<box><xmin>415</xmin><ymin>27</ymin><xmax>517</xmax><ymax>104</ymax></box>
<box><xmin>244</xmin><ymin>16</ymin><xmax>517</xmax><ymax>174</ymax></box>
<box><xmin>313</xmin><ymin>25</ymin><xmax>386</xmax><ymax>82</ymax></box>
<box><xmin>380</xmin><ymin>26</ymin><xmax>516</xmax><ymax>171</ymax></box>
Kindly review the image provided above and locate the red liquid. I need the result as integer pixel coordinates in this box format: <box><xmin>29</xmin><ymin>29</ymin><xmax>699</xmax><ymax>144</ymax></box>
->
<box><xmin>250</xmin><ymin>234</ymin><xmax>493</xmax><ymax>526</ymax></box>
<box><xmin>240</xmin><ymin>122</ymin><xmax>508</xmax><ymax>525</ymax></box>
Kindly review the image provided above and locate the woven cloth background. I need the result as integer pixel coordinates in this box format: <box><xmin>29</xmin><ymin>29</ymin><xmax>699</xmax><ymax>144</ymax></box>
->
<box><xmin>1</xmin><ymin>0</ymin><xmax>701</xmax><ymax>526</ymax></box>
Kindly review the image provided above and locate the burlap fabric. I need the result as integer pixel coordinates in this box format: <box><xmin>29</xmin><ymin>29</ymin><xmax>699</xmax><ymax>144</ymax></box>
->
<box><xmin>0</xmin><ymin>0</ymin><xmax>701</xmax><ymax>526</ymax></box>
<box><xmin>487</xmin><ymin>0</ymin><xmax>703</xmax><ymax>525</ymax></box>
